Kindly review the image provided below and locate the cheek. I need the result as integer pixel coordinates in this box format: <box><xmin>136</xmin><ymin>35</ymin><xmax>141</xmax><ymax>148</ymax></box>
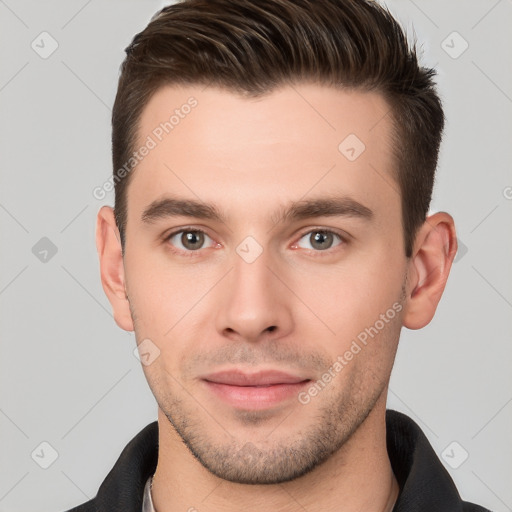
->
<box><xmin>300</xmin><ymin>251</ymin><xmax>405</xmax><ymax>358</ymax></box>
<box><xmin>124</xmin><ymin>248</ymin><xmax>176</xmax><ymax>334</ymax></box>
<box><xmin>124</xmin><ymin>246</ymin><xmax>219</xmax><ymax>337</ymax></box>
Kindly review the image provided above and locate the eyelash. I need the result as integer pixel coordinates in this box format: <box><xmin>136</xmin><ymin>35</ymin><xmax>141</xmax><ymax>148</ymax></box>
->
<box><xmin>163</xmin><ymin>227</ymin><xmax>348</xmax><ymax>258</ymax></box>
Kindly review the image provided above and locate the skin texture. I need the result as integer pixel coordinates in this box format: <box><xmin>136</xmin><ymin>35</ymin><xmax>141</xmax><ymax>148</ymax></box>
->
<box><xmin>97</xmin><ymin>83</ymin><xmax>457</xmax><ymax>512</ymax></box>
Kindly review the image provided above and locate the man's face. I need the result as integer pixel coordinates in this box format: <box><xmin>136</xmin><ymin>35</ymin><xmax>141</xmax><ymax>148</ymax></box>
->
<box><xmin>122</xmin><ymin>83</ymin><xmax>408</xmax><ymax>483</ymax></box>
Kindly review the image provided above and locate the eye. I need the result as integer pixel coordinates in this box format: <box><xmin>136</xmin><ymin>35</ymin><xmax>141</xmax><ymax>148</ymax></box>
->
<box><xmin>166</xmin><ymin>229</ymin><xmax>215</xmax><ymax>252</ymax></box>
<box><xmin>295</xmin><ymin>229</ymin><xmax>344</xmax><ymax>251</ymax></box>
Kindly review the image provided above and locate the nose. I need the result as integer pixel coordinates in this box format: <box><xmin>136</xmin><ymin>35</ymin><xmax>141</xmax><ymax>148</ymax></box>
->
<box><xmin>215</xmin><ymin>245</ymin><xmax>294</xmax><ymax>344</ymax></box>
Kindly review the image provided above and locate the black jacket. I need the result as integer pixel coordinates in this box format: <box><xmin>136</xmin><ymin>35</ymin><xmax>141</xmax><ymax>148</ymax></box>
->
<box><xmin>64</xmin><ymin>409</ymin><xmax>491</xmax><ymax>512</ymax></box>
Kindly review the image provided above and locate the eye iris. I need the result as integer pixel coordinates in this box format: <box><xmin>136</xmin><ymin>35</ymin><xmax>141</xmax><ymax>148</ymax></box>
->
<box><xmin>311</xmin><ymin>231</ymin><xmax>333</xmax><ymax>250</ymax></box>
<box><xmin>182</xmin><ymin>231</ymin><xmax>204</xmax><ymax>250</ymax></box>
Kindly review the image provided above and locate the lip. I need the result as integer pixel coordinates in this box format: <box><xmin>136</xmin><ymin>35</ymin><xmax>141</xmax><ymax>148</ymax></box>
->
<box><xmin>203</xmin><ymin>369</ymin><xmax>309</xmax><ymax>386</ymax></box>
<box><xmin>201</xmin><ymin>370</ymin><xmax>311</xmax><ymax>410</ymax></box>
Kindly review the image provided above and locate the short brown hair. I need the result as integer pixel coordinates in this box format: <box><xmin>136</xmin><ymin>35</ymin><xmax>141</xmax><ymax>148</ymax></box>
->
<box><xmin>112</xmin><ymin>0</ymin><xmax>444</xmax><ymax>257</ymax></box>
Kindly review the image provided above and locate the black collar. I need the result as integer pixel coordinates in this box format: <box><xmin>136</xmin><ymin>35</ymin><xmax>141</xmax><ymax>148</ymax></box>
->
<box><xmin>385</xmin><ymin>410</ymin><xmax>489</xmax><ymax>511</ymax></box>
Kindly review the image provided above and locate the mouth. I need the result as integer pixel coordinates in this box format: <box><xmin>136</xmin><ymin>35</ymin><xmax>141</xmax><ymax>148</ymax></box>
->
<box><xmin>201</xmin><ymin>370</ymin><xmax>311</xmax><ymax>410</ymax></box>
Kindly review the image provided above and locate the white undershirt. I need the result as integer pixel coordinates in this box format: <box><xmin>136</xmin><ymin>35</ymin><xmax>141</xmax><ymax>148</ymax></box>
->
<box><xmin>142</xmin><ymin>475</ymin><xmax>156</xmax><ymax>512</ymax></box>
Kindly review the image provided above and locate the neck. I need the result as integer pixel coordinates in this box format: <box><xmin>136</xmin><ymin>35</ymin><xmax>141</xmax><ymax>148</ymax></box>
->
<box><xmin>151</xmin><ymin>397</ymin><xmax>399</xmax><ymax>512</ymax></box>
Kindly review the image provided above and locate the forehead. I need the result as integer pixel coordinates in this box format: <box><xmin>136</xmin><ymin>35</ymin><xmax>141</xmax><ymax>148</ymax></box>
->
<box><xmin>126</xmin><ymin>83</ymin><xmax>397</xmax><ymax>224</ymax></box>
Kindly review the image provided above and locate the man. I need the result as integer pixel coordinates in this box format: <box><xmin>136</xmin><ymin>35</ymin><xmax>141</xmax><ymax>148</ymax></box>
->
<box><xmin>66</xmin><ymin>0</ymin><xmax>491</xmax><ymax>510</ymax></box>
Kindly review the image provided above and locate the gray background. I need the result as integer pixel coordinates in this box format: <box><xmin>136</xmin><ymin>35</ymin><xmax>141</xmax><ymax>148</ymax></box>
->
<box><xmin>0</xmin><ymin>1</ymin><xmax>511</xmax><ymax>511</ymax></box>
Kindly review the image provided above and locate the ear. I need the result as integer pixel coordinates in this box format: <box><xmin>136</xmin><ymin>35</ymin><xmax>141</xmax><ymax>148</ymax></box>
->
<box><xmin>402</xmin><ymin>212</ymin><xmax>458</xmax><ymax>330</ymax></box>
<box><xmin>96</xmin><ymin>206</ymin><xmax>134</xmax><ymax>332</ymax></box>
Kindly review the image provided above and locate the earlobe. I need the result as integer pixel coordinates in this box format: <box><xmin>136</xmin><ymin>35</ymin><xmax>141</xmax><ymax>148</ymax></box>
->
<box><xmin>96</xmin><ymin>206</ymin><xmax>134</xmax><ymax>332</ymax></box>
<box><xmin>402</xmin><ymin>212</ymin><xmax>458</xmax><ymax>330</ymax></box>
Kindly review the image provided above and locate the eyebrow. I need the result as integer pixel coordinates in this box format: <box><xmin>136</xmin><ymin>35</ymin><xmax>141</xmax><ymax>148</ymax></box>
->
<box><xmin>140</xmin><ymin>195</ymin><xmax>373</xmax><ymax>225</ymax></box>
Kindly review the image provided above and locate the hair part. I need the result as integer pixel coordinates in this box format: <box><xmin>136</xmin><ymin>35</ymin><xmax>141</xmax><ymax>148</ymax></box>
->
<box><xmin>112</xmin><ymin>0</ymin><xmax>445</xmax><ymax>257</ymax></box>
